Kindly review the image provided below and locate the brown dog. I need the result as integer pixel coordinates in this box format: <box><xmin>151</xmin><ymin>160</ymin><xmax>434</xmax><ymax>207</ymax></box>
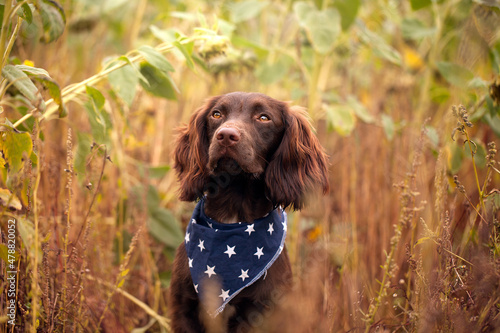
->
<box><xmin>170</xmin><ymin>92</ymin><xmax>329</xmax><ymax>332</ymax></box>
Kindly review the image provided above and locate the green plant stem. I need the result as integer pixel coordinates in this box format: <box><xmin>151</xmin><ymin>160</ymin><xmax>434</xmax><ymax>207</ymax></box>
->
<box><xmin>403</xmin><ymin>222</ymin><xmax>417</xmax><ymax>324</ymax></box>
<box><xmin>66</xmin><ymin>145</ymin><xmax>107</xmax><ymax>265</ymax></box>
<box><xmin>414</xmin><ymin>0</ymin><xmax>453</xmax><ymax>124</ymax></box>
<box><xmin>0</xmin><ymin>0</ymin><xmax>13</xmax><ymax>66</ymax></box>
<box><xmin>364</xmin><ymin>226</ymin><xmax>401</xmax><ymax>332</ymax></box>
<box><xmin>463</xmin><ymin>128</ymin><xmax>485</xmax><ymax>210</ymax></box>
<box><xmin>308</xmin><ymin>52</ymin><xmax>324</xmax><ymax>120</ymax></box>
<box><xmin>1</xmin><ymin>16</ymin><xmax>22</xmax><ymax>71</ymax></box>
<box><xmin>9</xmin><ymin>1</ymin><xmax>29</xmax><ymax>21</ymax></box>
<box><xmin>276</xmin><ymin>46</ymin><xmax>310</xmax><ymax>83</ymax></box>
<box><xmin>0</xmin><ymin>0</ymin><xmax>27</xmax><ymax>69</ymax></box>
<box><xmin>128</xmin><ymin>0</ymin><xmax>148</xmax><ymax>49</ymax></box>
<box><xmin>12</xmin><ymin>36</ymin><xmax>201</xmax><ymax>129</ymax></box>
<box><xmin>267</xmin><ymin>0</ymin><xmax>292</xmax><ymax>65</ymax></box>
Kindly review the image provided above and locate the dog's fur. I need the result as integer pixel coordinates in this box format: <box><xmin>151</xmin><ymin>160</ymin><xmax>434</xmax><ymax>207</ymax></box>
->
<box><xmin>170</xmin><ymin>92</ymin><xmax>329</xmax><ymax>332</ymax></box>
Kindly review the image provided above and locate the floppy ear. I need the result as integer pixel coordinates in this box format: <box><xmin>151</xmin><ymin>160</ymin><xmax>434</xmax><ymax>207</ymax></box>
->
<box><xmin>265</xmin><ymin>105</ymin><xmax>329</xmax><ymax>210</ymax></box>
<box><xmin>174</xmin><ymin>97</ymin><xmax>220</xmax><ymax>201</ymax></box>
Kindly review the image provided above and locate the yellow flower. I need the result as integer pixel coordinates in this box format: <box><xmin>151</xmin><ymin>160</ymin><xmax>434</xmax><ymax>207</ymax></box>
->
<box><xmin>306</xmin><ymin>225</ymin><xmax>323</xmax><ymax>242</ymax></box>
<box><xmin>23</xmin><ymin>60</ymin><xmax>35</xmax><ymax>67</ymax></box>
<box><xmin>403</xmin><ymin>46</ymin><xmax>423</xmax><ymax>71</ymax></box>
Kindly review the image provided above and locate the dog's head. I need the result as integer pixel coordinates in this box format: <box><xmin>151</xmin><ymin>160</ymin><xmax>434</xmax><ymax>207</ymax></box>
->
<box><xmin>174</xmin><ymin>92</ymin><xmax>329</xmax><ymax>210</ymax></box>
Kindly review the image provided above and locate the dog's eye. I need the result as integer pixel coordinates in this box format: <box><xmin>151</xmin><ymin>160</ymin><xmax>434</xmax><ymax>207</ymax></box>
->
<box><xmin>258</xmin><ymin>114</ymin><xmax>270</xmax><ymax>122</ymax></box>
<box><xmin>212</xmin><ymin>110</ymin><xmax>222</xmax><ymax>119</ymax></box>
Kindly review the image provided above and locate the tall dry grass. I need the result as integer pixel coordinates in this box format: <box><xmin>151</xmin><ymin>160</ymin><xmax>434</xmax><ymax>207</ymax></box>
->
<box><xmin>1</xmin><ymin>1</ymin><xmax>500</xmax><ymax>332</ymax></box>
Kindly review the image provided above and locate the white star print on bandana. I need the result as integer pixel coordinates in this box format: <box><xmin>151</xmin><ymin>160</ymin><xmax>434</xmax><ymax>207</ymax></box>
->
<box><xmin>184</xmin><ymin>198</ymin><xmax>287</xmax><ymax>317</ymax></box>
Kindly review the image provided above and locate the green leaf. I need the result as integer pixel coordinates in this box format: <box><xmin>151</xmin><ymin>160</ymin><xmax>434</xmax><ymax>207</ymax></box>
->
<box><xmin>173</xmin><ymin>40</ymin><xmax>194</xmax><ymax>70</ymax></box>
<box><xmin>401</xmin><ymin>18</ymin><xmax>436</xmax><ymax>40</ymax></box>
<box><xmin>0</xmin><ymin>131</ymin><xmax>33</xmax><ymax>174</ymax></box>
<box><xmin>347</xmin><ymin>95</ymin><xmax>375</xmax><ymax>124</ymax></box>
<box><xmin>295</xmin><ymin>3</ymin><xmax>341</xmax><ymax>54</ymax></box>
<box><xmin>37</xmin><ymin>0</ymin><xmax>66</xmax><ymax>43</ymax></box>
<box><xmin>470</xmin><ymin>106</ymin><xmax>488</xmax><ymax>122</ymax></box>
<box><xmin>149</xmin><ymin>208</ymin><xmax>184</xmax><ymax>249</ymax></box>
<box><xmin>139</xmin><ymin>62</ymin><xmax>178</xmax><ymax>100</ymax></box>
<box><xmin>115</xmin><ymin>55</ymin><xmax>149</xmax><ymax>82</ymax></box>
<box><xmin>410</xmin><ymin>0</ymin><xmax>432</xmax><ymax>10</ymax></box>
<box><xmin>149</xmin><ymin>165</ymin><xmax>171</xmax><ymax>179</ymax></box>
<box><xmin>467</xmin><ymin>76</ymin><xmax>489</xmax><ymax>89</ymax></box>
<box><xmin>83</xmin><ymin>86</ymin><xmax>111</xmax><ymax>143</ymax></box>
<box><xmin>326</xmin><ymin>104</ymin><xmax>356</xmax><ymax>136</ymax></box>
<box><xmin>305</xmin><ymin>8</ymin><xmax>341</xmax><ymax>54</ymax></box>
<box><xmin>145</xmin><ymin>184</ymin><xmax>161</xmax><ymax>209</ymax></box>
<box><xmin>146</xmin><ymin>186</ymin><xmax>183</xmax><ymax>249</ymax></box>
<box><xmin>84</xmin><ymin>98</ymin><xmax>107</xmax><ymax>144</ymax></box>
<box><xmin>0</xmin><ymin>244</ymin><xmax>19</xmax><ymax>263</ymax></box>
<box><xmin>17</xmin><ymin>217</ymin><xmax>36</xmax><ymax>256</ymax></box>
<box><xmin>102</xmin><ymin>0</ymin><xmax>129</xmax><ymax>13</ymax></box>
<box><xmin>74</xmin><ymin>132</ymin><xmax>91</xmax><ymax>180</ymax></box>
<box><xmin>158</xmin><ymin>271</ymin><xmax>173</xmax><ymax>288</ymax></box>
<box><xmin>231</xmin><ymin>35</ymin><xmax>269</xmax><ymax>59</ymax></box>
<box><xmin>227</xmin><ymin>0</ymin><xmax>269</xmax><ymax>23</ymax></box>
<box><xmin>149</xmin><ymin>25</ymin><xmax>177</xmax><ymax>43</ymax></box>
<box><xmin>450</xmin><ymin>142</ymin><xmax>464</xmax><ymax>174</ymax></box>
<box><xmin>485</xmin><ymin>94</ymin><xmax>500</xmax><ymax>118</ymax></box>
<box><xmin>294</xmin><ymin>1</ymin><xmax>315</xmax><ymax>24</ymax></box>
<box><xmin>86</xmin><ymin>85</ymin><xmax>105</xmax><ymax>110</ymax></box>
<box><xmin>430</xmin><ymin>82</ymin><xmax>451</xmax><ymax>103</ymax></box>
<box><xmin>29</xmin><ymin>150</ymin><xmax>38</xmax><ymax>168</ymax></box>
<box><xmin>216</xmin><ymin>18</ymin><xmax>236</xmax><ymax>37</ymax></box>
<box><xmin>137</xmin><ymin>45</ymin><xmax>175</xmax><ymax>74</ymax></box>
<box><xmin>436</xmin><ymin>61</ymin><xmax>475</xmax><ymax>87</ymax></box>
<box><xmin>425</xmin><ymin>125</ymin><xmax>439</xmax><ymax>148</ymax></box>
<box><xmin>332</xmin><ymin>0</ymin><xmax>360</xmax><ymax>31</ymax></box>
<box><xmin>107</xmin><ymin>63</ymin><xmax>138</xmax><ymax>106</ymax></box>
<box><xmin>255</xmin><ymin>59</ymin><xmax>289</xmax><ymax>85</ymax></box>
<box><xmin>19</xmin><ymin>3</ymin><xmax>33</xmax><ymax>24</ymax></box>
<box><xmin>491</xmin><ymin>192</ymin><xmax>500</xmax><ymax>211</ymax></box>
<box><xmin>381</xmin><ymin>114</ymin><xmax>395</xmax><ymax>140</ymax></box>
<box><xmin>464</xmin><ymin>140</ymin><xmax>487</xmax><ymax>168</ymax></box>
<box><xmin>13</xmin><ymin>64</ymin><xmax>66</xmax><ymax>117</ymax></box>
<box><xmin>2</xmin><ymin>64</ymin><xmax>46</xmax><ymax>111</ymax></box>
<box><xmin>169</xmin><ymin>11</ymin><xmax>197</xmax><ymax>21</ymax></box>
<box><xmin>357</xmin><ymin>22</ymin><xmax>402</xmax><ymax>66</ymax></box>
<box><xmin>33</xmin><ymin>76</ymin><xmax>66</xmax><ymax>117</ymax></box>
<box><xmin>17</xmin><ymin>65</ymin><xmax>50</xmax><ymax>77</ymax></box>
<box><xmin>491</xmin><ymin>44</ymin><xmax>500</xmax><ymax>74</ymax></box>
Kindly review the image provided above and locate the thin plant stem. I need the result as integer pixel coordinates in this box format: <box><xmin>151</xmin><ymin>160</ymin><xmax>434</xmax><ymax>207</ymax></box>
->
<box><xmin>0</xmin><ymin>0</ymin><xmax>13</xmax><ymax>66</ymax></box>
<box><xmin>12</xmin><ymin>36</ymin><xmax>203</xmax><ymax>129</ymax></box>
<box><xmin>462</xmin><ymin>128</ymin><xmax>485</xmax><ymax>210</ymax></box>
<box><xmin>86</xmin><ymin>275</ymin><xmax>170</xmax><ymax>330</ymax></box>
<box><xmin>30</xmin><ymin>119</ymin><xmax>41</xmax><ymax>332</ymax></box>
<box><xmin>2</xmin><ymin>16</ymin><xmax>23</xmax><ymax>70</ymax></box>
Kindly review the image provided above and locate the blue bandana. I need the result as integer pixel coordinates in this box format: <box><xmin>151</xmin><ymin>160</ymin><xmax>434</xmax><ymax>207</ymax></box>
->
<box><xmin>184</xmin><ymin>199</ymin><xmax>287</xmax><ymax>317</ymax></box>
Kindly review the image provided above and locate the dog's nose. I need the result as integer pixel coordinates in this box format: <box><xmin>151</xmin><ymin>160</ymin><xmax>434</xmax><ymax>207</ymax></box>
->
<box><xmin>216</xmin><ymin>127</ymin><xmax>240</xmax><ymax>147</ymax></box>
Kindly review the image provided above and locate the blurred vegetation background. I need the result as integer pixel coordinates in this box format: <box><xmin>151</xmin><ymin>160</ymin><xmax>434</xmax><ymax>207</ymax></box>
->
<box><xmin>1</xmin><ymin>0</ymin><xmax>500</xmax><ymax>331</ymax></box>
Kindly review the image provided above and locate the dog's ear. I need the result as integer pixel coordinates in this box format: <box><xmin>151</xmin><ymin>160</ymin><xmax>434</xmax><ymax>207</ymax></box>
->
<box><xmin>265</xmin><ymin>105</ymin><xmax>329</xmax><ymax>210</ymax></box>
<box><xmin>174</xmin><ymin>96</ymin><xmax>220</xmax><ymax>201</ymax></box>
